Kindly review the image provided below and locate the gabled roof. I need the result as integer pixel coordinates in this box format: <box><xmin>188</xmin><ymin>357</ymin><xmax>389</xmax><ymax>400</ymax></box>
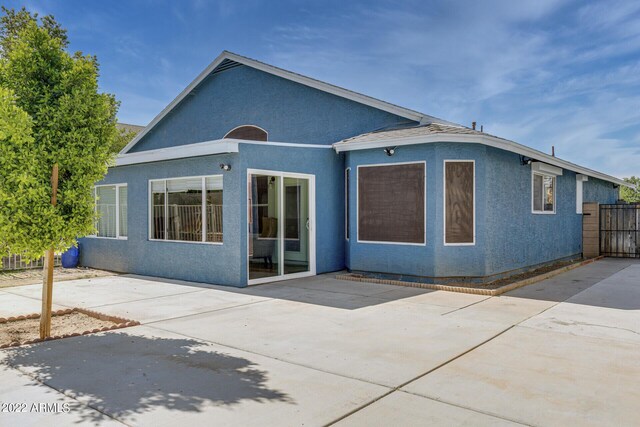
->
<box><xmin>120</xmin><ymin>51</ymin><xmax>455</xmax><ymax>154</ymax></box>
<box><xmin>334</xmin><ymin>123</ymin><xmax>634</xmax><ymax>188</ymax></box>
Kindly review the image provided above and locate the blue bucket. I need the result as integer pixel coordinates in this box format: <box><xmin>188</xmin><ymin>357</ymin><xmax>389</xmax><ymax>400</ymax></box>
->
<box><xmin>61</xmin><ymin>246</ymin><xmax>79</xmax><ymax>268</ymax></box>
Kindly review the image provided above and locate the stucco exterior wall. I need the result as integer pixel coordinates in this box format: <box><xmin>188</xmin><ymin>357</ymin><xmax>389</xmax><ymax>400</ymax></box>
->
<box><xmin>345</xmin><ymin>142</ymin><xmax>489</xmax><ymax>279</ymax></box>
<box><xmin>79</xmin><ymin>154</ymin><xmax>243</xmax><ymax>286</ymax></box>
<box><xmin>80</xmin><ymin>144</ymin><xmax>346</xmax><ymax>286</ymax></box>
<box><xmin>345</xmin><ymin>143</ymin><xmax>619</xmax><ymax>281</ymax></box>
<box><xmin>129</xmin><ymin>65</ymin><xmax>416</xmax><ymax>153</ymax></box>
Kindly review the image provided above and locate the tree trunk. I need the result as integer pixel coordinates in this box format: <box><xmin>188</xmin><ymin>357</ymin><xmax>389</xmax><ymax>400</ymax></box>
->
<box><xmin>39</xmin><ymin>248</ymin><xmax>54</xmax><ymax>338</ymax></box>
<box><xmin>40</xmin><ymin>163</ymin><xmax>58</xmax><ymax>339</ymax></box>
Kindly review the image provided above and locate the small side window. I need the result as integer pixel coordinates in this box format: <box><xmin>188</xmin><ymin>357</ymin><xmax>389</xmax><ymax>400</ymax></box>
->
<box><xmin>93</xmin><ymin>184</ymin><xmax>127</xmax><ymax>238</ymax></box>
<box><xmin>532</xmin><ymin>172</ymin><xmax>555</xmax><ymax>213</ymax></box>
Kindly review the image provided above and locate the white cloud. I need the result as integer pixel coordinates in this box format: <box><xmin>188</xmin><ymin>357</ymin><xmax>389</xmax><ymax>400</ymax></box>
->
<box><xmin>259</xmin><ymin>0</ymin><xmax>640</xmax><ymax>177</ymax></box>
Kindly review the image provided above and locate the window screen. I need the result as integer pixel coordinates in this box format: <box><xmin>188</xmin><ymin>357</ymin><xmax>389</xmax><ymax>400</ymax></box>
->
<box><xmin>358</xmin><ymin>163</ymin><xmax>425</xmax><ymax>244</ymax></box>
<box><xmin>445</xmin><ymin>161</ymin><xmax>474</xmax><ymax>244</ymax></box>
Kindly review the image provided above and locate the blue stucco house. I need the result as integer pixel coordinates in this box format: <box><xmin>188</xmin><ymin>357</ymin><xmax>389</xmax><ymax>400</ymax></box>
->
<box><xmin>80</xmin><ymin>51</ymin><xmax>629</xmax><ymax>287</ymax></box>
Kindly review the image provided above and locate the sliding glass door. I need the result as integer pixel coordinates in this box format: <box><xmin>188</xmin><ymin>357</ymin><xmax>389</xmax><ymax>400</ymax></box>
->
<box><xmin>248</xmin><ymin>170</ymin><xmax>315</xmax><ymax>284</ymax></box>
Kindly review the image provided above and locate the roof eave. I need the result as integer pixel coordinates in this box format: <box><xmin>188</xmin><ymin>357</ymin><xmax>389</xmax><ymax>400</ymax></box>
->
<box><xmin>115</xmin><ymin>139</ymin><xmax>239</xmax><ymax>166</ymax></box>
<box><xmin>333</xmin><ymin>133</ymin><xmax>633</xmax><ymax>188</ymax></box>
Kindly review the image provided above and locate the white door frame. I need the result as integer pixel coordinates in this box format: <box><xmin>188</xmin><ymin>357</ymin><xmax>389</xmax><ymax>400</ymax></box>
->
<box><xmin>247</xmin><ymin>169</ymin><xmax>316</xmax><ymax>285</ymax></box>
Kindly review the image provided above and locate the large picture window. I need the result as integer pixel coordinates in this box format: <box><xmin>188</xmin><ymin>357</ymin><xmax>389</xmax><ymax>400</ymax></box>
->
<box><xmin>357</xmin><ymin>162</ymin><xmax>425</xmax><ymax>244</ymax></box>
<box><xmin>150</xmin><ymin>175</ymin><xmax>223</xmax><ymax>243</ymax></box>
<box><xmin>94</xmin><ymin>184</ymin><xmax>127</xmax><ymax>239</ymax></box>
<box><xmin>532</xmin><ymin>172</ymin><xmax>555</xmax><ymax>214</ymax></box>
<box><xmin>444</xmin><ymin>161</ymin><xmax>475</xmax><ymax>245</ymax></box>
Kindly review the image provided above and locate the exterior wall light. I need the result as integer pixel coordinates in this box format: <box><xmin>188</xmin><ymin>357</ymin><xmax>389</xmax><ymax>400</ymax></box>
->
<box><xmin>384</xmin><ymin>147</ymin><xmax>396</xmax><ymax>156</ymax></box>
<box><xmin>520</xmin><ymin>155</ymin><xmax>533</xmax><ymax>166</ymax></box>
<box><xmin>220</xmin><ymin>163</ymin><xmax>232</xmax><ymax>171</ymax></box>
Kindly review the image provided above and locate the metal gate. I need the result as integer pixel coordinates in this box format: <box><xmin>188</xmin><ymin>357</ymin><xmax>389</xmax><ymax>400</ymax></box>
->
<box><xmin>600</xmin><ymin>204</ymin><xmax>640</xmax><ymax>258</ymax></box>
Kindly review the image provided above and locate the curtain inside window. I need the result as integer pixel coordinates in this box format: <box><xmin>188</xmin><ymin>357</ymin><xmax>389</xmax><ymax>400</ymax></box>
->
<box><xmin>96</xmin><ymin>186</ymin><xmax>116</xmax><ymax>237</ymax></box>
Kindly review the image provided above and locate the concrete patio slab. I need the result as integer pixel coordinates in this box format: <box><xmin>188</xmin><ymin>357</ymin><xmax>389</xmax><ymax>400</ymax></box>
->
<box><xmin>150</xmin><ymin>296</ymin><xmax>510</xmax><ymax>387</ymax></box>
<box><xmin>521</xmin><ymin>264</ymin><xmax>640</xmax><ymax>343</ymax></box>
<box><xmin>0</xmin><ymin>292</ymin><xmax>66</xmax><ymax>317</ymax></box>
<box><xmin>505</xmin><ymin>258</ymin><xmax>636</xmax><ymax>303</ymax></box>
<box><xmin>89</xmin><ymin>288</ymin><xmax>269</xmax><ymax>324</ymax></box>
<box><xmin>374</xmin><ymin>286</ymin><xmax>489</xmax><ymax>308</ymax></box>
<box><xmin>1</xmin><ymin>325</ymin><xmax>388</xmax><ymax>427</ymax></box>
<box><xmin>442</xmin><ymin>294</ymin><xmax>555</xmax><ymax>325</ymax></box>
<box><xmin>3</xmin><ymin>276</ymin><xmax>204</xmax><ymax>308</ymax></box>
<box><xmin>266</xmin><ymin>274</ymin><xmax>407</xmax><ymax>297</ymax></box>
<box><xmin>335</xmin><ymin>390</ymin><xmax>523</xmax><ymax>426</ymax></box>
<box><xmin>402</xmin><ymin>325</ymin><xmax>640</xmax><ymax>427</ymax></box>
<box><xmin>0</xmin><ymin>364</ymin><xmax>123</xmax><ymax>426</ymax></box>
<box><xmin>0</xmin><ymin>258</ymin><xmax>637</xmax><ymax>426</ymax></box>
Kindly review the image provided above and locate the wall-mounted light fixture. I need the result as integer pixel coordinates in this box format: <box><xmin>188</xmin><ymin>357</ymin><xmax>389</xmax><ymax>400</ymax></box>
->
<box><xmin>219</xmin><ymin>163</ymin><xmax>232</xmax><ymax>172</ymax></box>
<box><xmin>520</xmin><ymin>155</ymin><xmax>534</xmax><ymax>166</ymax></box>
<box><xmin>384</xmin><ymin>146</ymin><xmax>397</xmax><ymax>156</ymax></box>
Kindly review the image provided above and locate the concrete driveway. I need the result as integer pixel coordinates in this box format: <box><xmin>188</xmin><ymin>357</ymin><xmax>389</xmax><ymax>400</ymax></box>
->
<box><xmin>0</xmin><ymin>258</ymin><xmax>638</xmax><ymax>426</ymax></box>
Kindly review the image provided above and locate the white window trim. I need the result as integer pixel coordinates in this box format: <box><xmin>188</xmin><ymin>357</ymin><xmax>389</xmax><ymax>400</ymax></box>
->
<box><xmin>576</xmin><ymin>174</ymin><xmax>588</xmax><ymax>214</ymax></box>
<box><xmin>345</xmin><ymin>167</ymin><xmax>350</xmax><ymax>241</ymax></box>
<box><xmin>88</xmin><ymin>183</ymin><xmax>128</xmax><ymax>240</ymax></box>
<box><xmin>531</xmin><ymin>171</ymin><xmax>557</xmax><ymax>214</ymax></box>
<box><xmin>356</xmin><ymin>161</ymin><xmax>427</xmax><ymax>246</ymax></box>
<box><xmin>148</xmin><ymin>174</ymin><xmax>224</xmax><ymax>245</ymax></box>
<box><xmin>443</xmin><ymin>160</ymin><xmax>476</xmax><ymax>246</ymax></box>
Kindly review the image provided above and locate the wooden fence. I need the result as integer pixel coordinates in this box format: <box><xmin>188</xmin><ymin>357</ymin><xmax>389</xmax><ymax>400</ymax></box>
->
<box><xmin>600</xmin><ymin>203</ymin><xmax>640</xmax><ymax>258</ymax></box>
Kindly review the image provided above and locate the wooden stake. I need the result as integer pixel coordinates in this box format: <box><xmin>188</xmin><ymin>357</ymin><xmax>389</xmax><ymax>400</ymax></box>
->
<box><xmin>40</xmin><ymin>163</ymin><xmax>58</xmax><ymax>339</ymax></box>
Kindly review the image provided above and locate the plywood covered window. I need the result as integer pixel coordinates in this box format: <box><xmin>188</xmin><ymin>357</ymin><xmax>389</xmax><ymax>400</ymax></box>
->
<box><xmin>444</xmin><ymin>161</ymin><xmax>475</xmax><ymax>245</ymax></box>
<box><xmin>357</xmin><ymin>162</ymin><xmax>425</xmax><ymax>245</ymax></box>
<box><xmin>223</xmin><ymin>125</ymin><xmax>268</xmax><ymax>141</ymax></box>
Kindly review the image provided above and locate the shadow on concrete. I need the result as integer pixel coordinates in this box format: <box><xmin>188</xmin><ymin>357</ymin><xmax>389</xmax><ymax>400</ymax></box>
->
<box><xmin>124</xmin><ymin>272</ymin><xmax>437</xmax><ymax>310</ymax></box>
<box><xmin>504</xmin><ymin>258</ymin><xmax>640</xmax><ymax>309</ymax></box>
<box><xmin>126</xmin><ymin>259</ymin><xmax>640</xmax><ymax>311</ymax></box>
<box><xmin>1</xmin><ymin>332</ymin><xmax>293</xmax><ymax>424</ymax></box>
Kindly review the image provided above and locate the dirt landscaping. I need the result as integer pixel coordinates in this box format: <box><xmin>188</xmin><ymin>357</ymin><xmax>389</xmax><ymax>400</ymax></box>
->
<box><xmin>0</xmin><ymin>308</ymin><xmax>140</xmax><ymax>348</ymax></box>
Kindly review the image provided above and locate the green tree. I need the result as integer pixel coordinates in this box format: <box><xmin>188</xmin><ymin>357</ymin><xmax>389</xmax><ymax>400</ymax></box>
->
<box><xmin>0</xmin><ymin>7</ymin><xmax>120</xmax><ymax>337</ymax></box>
<box><xmin>620</xmin><ymin>176</ymin><xmax>640</xmax><ymax>203</ymax></box>
<box><xmin>0</xmin><ymin>87</ymin><xmax>37</xmax><ymax>257</ymax></box>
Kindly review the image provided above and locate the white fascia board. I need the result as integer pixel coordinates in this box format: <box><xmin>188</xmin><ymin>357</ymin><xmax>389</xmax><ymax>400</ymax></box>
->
<box><xmin>333</xmin><ymin>133</ymin><xmax>633</xmax><ymax>188</ymax></box>
<box><xmin>119</xmin><ymin>52</ymin><xmax>229</xmax><ymax>154</ymax></box>
<box><xmin>119</xmin><ymin>51</ymin><xmax>462</xmax><ymax>155</ymax></box>
<box><xmin>115</xmin><ymin>139</ymin><xmax>238</xmax><ymax>166</ymax></box>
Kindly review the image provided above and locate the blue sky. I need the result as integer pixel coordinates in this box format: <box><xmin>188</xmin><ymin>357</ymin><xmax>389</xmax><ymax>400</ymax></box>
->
<box><xmin>13</xmin><ymin>0</ymin><xmax>640</xmax><ymax>177</ymax></box>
